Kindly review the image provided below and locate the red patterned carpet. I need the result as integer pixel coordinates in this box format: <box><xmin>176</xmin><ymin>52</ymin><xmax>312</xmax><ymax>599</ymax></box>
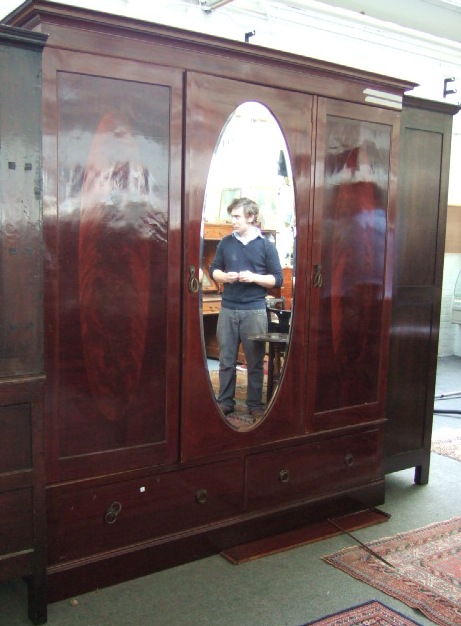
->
<box><xmin>303</xmin><ymin>601</ymin><xmax>423</xmax><ymax>626</ymax></box>
<box><xmin>323</xmin><ymin>517</ymin><xmax>461</xmax><ymax>626</ymax></box>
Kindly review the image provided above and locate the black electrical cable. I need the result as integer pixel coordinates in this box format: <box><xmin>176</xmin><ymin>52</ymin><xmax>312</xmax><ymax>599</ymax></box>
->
<box><xmin>433</xmin><ymin>388</ymin><xmax>461</xmax><ymax>415</ymax></box>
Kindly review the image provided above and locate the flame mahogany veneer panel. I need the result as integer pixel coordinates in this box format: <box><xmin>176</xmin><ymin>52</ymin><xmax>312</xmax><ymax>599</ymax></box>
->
<box><xmin>45</xmin><ymin>57</ymin><xmax>184</xmax><ymax>481</ymax></box>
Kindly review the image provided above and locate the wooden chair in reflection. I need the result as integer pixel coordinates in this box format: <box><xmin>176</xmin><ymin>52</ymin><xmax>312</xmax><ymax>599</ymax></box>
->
<box><xmin>266</xmin><ymin>305</ymin><xmax>291</xmax><ymax>334</ymax></box>
<box><xmin>264</xmin><ymin>301</ymin><xmax>291</xmax><ymax>400</ymax></box>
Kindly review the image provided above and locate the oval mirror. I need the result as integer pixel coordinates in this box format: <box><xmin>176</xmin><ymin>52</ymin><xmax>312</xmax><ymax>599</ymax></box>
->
<box><xmin>200</xmin><ymin>101</ymin><xmax>295</xmax><ymax>431</ymax></box>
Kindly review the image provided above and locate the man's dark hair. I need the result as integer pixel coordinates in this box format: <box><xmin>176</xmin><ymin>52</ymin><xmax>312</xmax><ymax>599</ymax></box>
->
<box><xmin>227</xmin><ymin>197</ymin><xmax>260</xmax><ymax>222</ymax></box>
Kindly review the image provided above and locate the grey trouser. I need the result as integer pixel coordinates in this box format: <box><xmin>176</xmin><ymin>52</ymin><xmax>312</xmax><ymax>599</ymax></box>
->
<box><xmin>216</xmin><ymin>307</ymin><xmax>267</xmax><ymax>411</ymax></box>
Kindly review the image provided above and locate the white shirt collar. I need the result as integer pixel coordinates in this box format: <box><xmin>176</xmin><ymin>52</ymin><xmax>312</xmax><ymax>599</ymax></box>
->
<box><xmin>233</xmin><ymin>227</ymin><xmax>262</xmax><ymax>245</ymax></box>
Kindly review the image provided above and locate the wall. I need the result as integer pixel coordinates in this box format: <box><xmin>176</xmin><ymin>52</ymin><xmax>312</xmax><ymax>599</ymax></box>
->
<box><xmin>440</xmin><ymin>204</ymin><xmax>461</xmax><ymax>357</ymax></box>
<box><xmin>440</xmin><ymin>253</ymin><xmax>461</xmax><ymax>357</ymax></box>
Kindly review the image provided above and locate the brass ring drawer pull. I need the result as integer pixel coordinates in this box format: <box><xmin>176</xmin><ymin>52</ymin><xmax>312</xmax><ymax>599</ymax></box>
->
<box><xmin>195</xmin><ymin>488</ymin><xmax>208</xmax><ymax>504</ymax></box>
<box><xmin>104</xmin><ymin>501</ymin><xmax>122</xmax><ymax>524</ymax></box>
<box><xmin>278</xmin><ymin>469</ymin><xmax>290</xmax><ymax>483</ymax></box>
<box><xmin>344</xmin><ymin>453</ymin><xmax>355</xmax><ymax>467</ymax></box>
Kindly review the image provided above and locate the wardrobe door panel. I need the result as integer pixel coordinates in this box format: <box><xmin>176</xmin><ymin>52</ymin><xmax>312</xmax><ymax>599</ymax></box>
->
<box><xmin>0</xmin><ymin>42</ymin><xmax>43</xmax><ymax>379</ymax></box>
<box><xmin>385</xmin><ymin>98</ymin><xmax>459</xmax><ymax>483</ymax></box>
<box><xmin>44</xmin><ymin>52</ymin><xmax>183</xmax><ymax>481</ymax></box>
<box><xmin>182</xmin><ymin>73</ymin><xmax>312</xmax><ymax>461</ymax></box>
<box><xmin>309</xmin><ymin>99</ymin><xmax>399</xmax><ymax>431</ymax></box>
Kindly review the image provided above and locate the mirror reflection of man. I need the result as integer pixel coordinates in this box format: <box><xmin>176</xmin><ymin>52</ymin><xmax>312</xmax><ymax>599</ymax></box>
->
<box><xmin>210</xmin><ymin>198</ymin><xmax>283</xmax><ymax>420</ymax></box>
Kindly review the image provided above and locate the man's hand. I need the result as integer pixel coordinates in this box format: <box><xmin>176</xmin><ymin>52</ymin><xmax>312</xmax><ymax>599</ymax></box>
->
<box><xmin>238</xmin><ymin>270</ymin><xmax>254</xmax><ymax>283</ymax></box>
<box><xmin>226</xmin><ymin>271</ymin><xmax>240</xmax><ymax>283</ymax></box>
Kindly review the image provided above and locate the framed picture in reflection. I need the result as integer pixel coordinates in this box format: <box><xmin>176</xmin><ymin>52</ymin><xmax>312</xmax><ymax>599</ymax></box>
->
<box><xmin>219</xmin><ymin>188</ymin><xmax>241</xmax><ymax>219</ymax></box>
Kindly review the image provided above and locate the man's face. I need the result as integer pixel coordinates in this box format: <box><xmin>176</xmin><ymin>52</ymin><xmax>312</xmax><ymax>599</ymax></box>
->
<box><xmin>231</xmin><ymin>206</ymin><xmax>254</xmax><ymax>236</ymax></box>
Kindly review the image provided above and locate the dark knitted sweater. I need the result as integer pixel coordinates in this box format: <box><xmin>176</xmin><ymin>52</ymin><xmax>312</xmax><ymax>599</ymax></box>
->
<box><xmin>209</xmin><ymin>233</ymin><xmax>283</xmax><ymax>310</ymax></box>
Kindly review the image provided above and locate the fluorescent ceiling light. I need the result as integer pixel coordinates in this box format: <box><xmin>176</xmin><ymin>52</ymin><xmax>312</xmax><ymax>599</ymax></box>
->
<box><xmin>425</xmin><ymin>0</ymin><xmax>461</xmax><ymax>7</ymax></box>
<box><xmin>200</xmin><ymin>0</ymin><xmax>236</xmax><ymax>11</ymax></box>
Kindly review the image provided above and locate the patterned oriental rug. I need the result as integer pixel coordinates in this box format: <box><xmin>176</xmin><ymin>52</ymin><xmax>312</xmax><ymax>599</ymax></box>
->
<box><xmin>431</xmin><ymin>437</ymin><xmax>461</xmax><ymax>462</ymax></box>
<box><xmin>322</xmin><ymin>517</ymin><xmax>461</xmax><ymax>626</ymax></box>
<box><xmin>302</xmin><ymin>601</ymin><xmax>423</xmax><ymax>626</ymax></box>
<box><xmin>208</xmin><ymin>367</ymin><xmax>268</xmax><ymax>405</ymax></box>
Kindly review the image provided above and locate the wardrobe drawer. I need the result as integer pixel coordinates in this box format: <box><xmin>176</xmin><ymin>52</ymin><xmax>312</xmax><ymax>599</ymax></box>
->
<box><xmin>48</xmin><ymin>459</ymin><xmax>244</xmax><ymax>563</ymax></box>
<box><xmin>245</xmin><ymin>430</ymin><xmax>382</xmax><ymax>511</ymax></box>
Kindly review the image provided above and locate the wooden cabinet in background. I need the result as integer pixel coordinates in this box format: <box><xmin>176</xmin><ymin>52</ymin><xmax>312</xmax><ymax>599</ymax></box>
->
<box><xmin>281</xmin><ymin>267</ymin><xmax>294</xmax><ymax>310</ymax></box>
<box><xmin>0</xmin><ymin>381</ymin><xmax>46</xmax><ymax>624</ymax></box>
<box><xmin>0</xmin><ymin>26</ymin><xmax>47</xmax><ymax>624</ymax></box>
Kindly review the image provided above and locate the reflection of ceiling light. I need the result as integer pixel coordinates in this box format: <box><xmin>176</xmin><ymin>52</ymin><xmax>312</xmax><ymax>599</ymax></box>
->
<box><xmin>199</xmin><ymin>0</ymin><xmax>236</xmax><ymax>11</ymax></box>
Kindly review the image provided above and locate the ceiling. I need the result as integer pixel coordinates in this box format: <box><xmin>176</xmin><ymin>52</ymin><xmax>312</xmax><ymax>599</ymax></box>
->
<box><xmin>301</xmin><ymin>0</ymin><xmax>461</xmax><ymax>43</ymax></box>
<box><xmin>2</xmin><ymin>0</ymin><xmax>461</xmax><ymax>44</ymax></box>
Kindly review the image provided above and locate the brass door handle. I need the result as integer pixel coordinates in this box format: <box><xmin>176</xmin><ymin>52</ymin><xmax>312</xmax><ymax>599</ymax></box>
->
<box><xmin>313</xmin><ymin>263</ymin><xmax>323</xmax><ymax>288</ymax></box>
<box><xmin>189</xmin><ymin>265</ymin><xmax>199</xmax><ymax>293</ymax></box>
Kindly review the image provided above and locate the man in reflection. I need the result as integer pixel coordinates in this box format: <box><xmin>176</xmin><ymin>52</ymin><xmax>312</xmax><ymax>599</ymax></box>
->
<box><xmin>210</xmin><ymin>198</ymin><xmax>283</xmax><ymax>420</ymax></box>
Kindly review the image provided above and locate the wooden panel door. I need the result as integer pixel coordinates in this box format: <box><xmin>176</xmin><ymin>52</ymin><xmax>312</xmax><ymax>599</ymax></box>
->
<box><xmin>308</xmin><ymin>98</ymin><xmax>400</xmax><ymax>432</ymax></box>
<box><xmin>43</xmin><ymin>50</ymin><xmax>183</xmax><ymax>481</ymax></box>
<box><xmin>0</xmin><ymin>30</ymin><xmax>44</xmax><ymax>378</ymax></box>
<box><xmin>181</xmin><ymin>73</ymin><xmax>312</xmax><ymax>461</ymax></box>
<box><xmin>385</xmin><ymin>97</ymin><xmax>459</xmax><ymax>483</ymax></box>
<box><xmin>0</xmin><ymin>27</ymin><xmax>48</xmax><ymax>624</ymax></box>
